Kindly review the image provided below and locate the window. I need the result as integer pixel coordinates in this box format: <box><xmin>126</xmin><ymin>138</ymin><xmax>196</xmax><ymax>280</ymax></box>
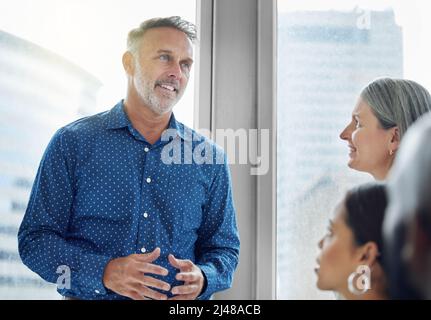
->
<box><xmin>277</xmin><ymin>0</ymin><xmax>431</xmax><ymax>299</ymax></box>
<box><xmin>0</xmin><ymin>0</ymin><xmax>196</xmax><ymax>299</ymax></box>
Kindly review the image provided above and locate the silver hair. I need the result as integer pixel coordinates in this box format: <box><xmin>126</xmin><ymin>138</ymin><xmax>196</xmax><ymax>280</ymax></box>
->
<box><xmin>360</xmin><ymin>78</ymin><xmax>431</xmax><ymax>138</ymax></box>
<box><xmin>127</xmin><ymin>16</ymin><xmax>196</xmax><ymax>55</ymax></box>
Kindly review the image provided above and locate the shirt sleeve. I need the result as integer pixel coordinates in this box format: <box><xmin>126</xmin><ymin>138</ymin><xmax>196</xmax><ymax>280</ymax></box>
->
<box><xmin>195</xmin><ymin>152</ymin><xmax>240</xmax><ymax>300</ymax></box>
<box><xmin>18</xmin><ymin>128</ymin><xmax>112</xmax><ymax>299</ymax></box>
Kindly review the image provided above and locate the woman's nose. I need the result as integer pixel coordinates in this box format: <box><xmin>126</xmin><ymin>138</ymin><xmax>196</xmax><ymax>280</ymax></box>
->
<box><xmin>340</xmin><ymin>123</ymin><xmax>352</xmax><ymax>141</ymax></box>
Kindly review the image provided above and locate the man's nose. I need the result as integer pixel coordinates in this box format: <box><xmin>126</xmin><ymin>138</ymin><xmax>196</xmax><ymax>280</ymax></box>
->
<box><xmin>167</xmin><ymin>62</ymin><xmax>183</xmax><ymax>79</ymax></box>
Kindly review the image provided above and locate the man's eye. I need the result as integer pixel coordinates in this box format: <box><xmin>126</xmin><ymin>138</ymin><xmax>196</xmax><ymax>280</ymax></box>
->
<box><xmin>159</xmin><ymin>54</ymin><xmax>170</xmax><ymax>61</ymax></box>
<box><xmin>181</xmin><ymin>62</ymin><xmax>191</xmax><ymax>71</ymax></box>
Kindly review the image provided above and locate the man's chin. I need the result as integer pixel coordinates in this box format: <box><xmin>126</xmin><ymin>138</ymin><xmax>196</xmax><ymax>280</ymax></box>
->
<box><xmin>149</xmin><ymin>104</ymin><xmax>175</xmax><ymax>116</ymax></box>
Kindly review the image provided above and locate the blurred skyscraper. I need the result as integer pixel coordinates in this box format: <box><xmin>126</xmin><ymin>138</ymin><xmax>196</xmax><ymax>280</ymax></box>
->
<box><xmin>0</xmin><ymin>30</ymin><xmax>101</xmax><ymax>299</ymax></box>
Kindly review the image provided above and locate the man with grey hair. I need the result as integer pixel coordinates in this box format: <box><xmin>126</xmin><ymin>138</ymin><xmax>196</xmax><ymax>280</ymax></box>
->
<box><xmin>18</xmin><ymin>16</ymin><xmax>240</xmax><ymax>300</ymax></box>
<box><xmin>384</xmin><ymin>112</ymin><xmax>431</xmax><ymax>299</ymax></box>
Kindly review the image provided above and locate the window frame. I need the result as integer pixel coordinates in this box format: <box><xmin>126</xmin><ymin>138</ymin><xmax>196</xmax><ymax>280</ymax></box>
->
<box><xmin>196</xmin><ymin>0</ymin><xmax>277</xmax><ymax>299</ymax></box>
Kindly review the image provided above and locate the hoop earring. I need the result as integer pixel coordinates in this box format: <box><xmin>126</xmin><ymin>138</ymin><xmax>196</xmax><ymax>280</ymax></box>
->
<box><xmin>347</xmin><ymin>267</ymin><xmax>371</xmax><ymax>295</ymax></box>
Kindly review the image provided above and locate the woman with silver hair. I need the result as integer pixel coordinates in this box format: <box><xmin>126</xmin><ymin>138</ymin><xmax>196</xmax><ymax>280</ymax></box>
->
<box><xmin>384</xmin><ymin>112</ymin><xmax>431</xmax><ymax>299</ymax></box>
<box><xmin>340</xmin><ymin>77</ymin><xmax>431</xmax><ymax>180</ymax></box>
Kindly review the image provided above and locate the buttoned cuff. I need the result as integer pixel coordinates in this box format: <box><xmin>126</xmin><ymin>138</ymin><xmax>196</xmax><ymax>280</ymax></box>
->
<box><xmin>196</xmin><ymin>264</ymin><xmax>217</xmax><ymax>300</ymax></box>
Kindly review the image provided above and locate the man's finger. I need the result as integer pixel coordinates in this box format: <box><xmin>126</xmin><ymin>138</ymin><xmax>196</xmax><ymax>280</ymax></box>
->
<box><xmin>134</xmin><ymin>247</ymin><xmax>161</xmax><ymax>262</ymax></box>
<box><xmin>171</xmin><ymin>284</ymin><xmax>198</xmax><ymax>295</ymax></box>
<box><xmin>169</xmin><ymin>294</ymin><xmax>196</xmax><ymax>300</ymax></box>
<box><xmin>137</xmin><ymin>262</ymin><xmax>169</xmax><ymax>276</ymax></box>
<box><xmin>135</xmin><ymin>284</ymin><xmax>168</xmax><ymax>300</ymax></box>
<box><xmin>140</xmin><ymin>275</ymin><xmax>171</xmax><ymax>292</ymax></box>
<box><xmin>128</xmin><ymin>289</ymin><xmax>149</xmax><ymax>301</ymax></box>
<box><xmin>168</xmin><ymin>254</ymin><xmax>193</xmax><ymax>270</ymax></box>
<box><xmin>176</xmin><ymin>271</ymin><xmax>198</xmax><ymax>282</ymax></box>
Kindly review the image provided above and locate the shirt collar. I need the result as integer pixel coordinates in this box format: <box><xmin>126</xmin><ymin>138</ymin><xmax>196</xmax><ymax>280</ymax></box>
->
<box><xmin>105</xmin><ymin>100</ymin><xmax>130</xmax><ymax>130</ymax></box>
<box><xmin>105</xmin><ymin>100</ymin><xmax>192</xmax><ymax>141</ymax></box>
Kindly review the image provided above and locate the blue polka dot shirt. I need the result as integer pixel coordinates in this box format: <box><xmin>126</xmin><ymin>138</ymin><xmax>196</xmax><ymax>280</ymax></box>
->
<box><xmin>18</xmin><ymin>101</ymin><xmax>240</xmax><ymax>300</ymax></box>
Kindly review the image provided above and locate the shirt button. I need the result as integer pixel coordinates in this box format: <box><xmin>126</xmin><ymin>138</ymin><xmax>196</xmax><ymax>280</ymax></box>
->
<box><xmin>143</xmin><ymin>212</ymin><xmax>148</xmax><ymax>218</ymax></box>
<box><xmin>146</xmin><ymin>177</ymin><xmax>152</xmax><ymax>183</ymax></box>
<box><xmin>141</xmin><ymin>247</ymin><xmax>147</xmax><ymax>253</ymax></box>
<box><xmin>144</xmin><ymin>147</ymin><xmax>150</xmax><ymax>152</ymax></box>
<box><xmin>95</xmin><ymin>290</ymin><xmax>100</xmax><ymax>294</ymax></box>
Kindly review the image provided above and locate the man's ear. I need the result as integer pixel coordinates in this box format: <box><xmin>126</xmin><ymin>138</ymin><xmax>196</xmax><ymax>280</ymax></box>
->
<box><xmin>122</xmin><ymin>51</ymin><xmax>135</xmax><ymax>76</ymax></box>
<box><xmin>357</xmin><ymin>242</ymin><xmax>380</xmax><ymax>266</ymax></box>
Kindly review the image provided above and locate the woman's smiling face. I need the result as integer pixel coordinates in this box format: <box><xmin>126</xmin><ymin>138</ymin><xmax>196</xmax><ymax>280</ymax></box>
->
<box><xmin>339</xmin><ymin>98</ymin><xmax>396</xmax><ymax>180</ymax></box>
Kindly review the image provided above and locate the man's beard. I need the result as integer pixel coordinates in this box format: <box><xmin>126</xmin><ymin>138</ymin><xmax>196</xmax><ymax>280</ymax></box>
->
<box><xmin>135</xmin><ymin>68</ymin><xmax>182</xmax><ymax>115</ymax></box>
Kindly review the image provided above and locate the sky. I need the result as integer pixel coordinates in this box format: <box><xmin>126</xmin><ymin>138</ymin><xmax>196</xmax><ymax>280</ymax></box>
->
<box><xmin>0</xmin><ymin>0</ymin><xmax>196</xmax><ymax>127</ymax></box>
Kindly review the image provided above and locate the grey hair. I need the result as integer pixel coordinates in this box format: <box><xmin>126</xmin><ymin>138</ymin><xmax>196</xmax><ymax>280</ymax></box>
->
<box><xmin>360</xmin><ymin>78</ymin><xmax>431</xmax><ymax>138</ymax></box>
<box><xmin>127</xmin><ymin>16</ymin><xmax>197</xmax><ymax>54</ymax></box>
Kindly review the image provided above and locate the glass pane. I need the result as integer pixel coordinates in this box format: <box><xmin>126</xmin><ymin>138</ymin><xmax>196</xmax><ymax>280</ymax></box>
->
<box><xmin>277</xmin><ymin>0</ymin><xmax>431</xmax><ymax>299</ymax></box>
<box><xmin>0</xmin><ymin>0</ymin><xmax>196</xmax><ymax>299</ymax></box>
